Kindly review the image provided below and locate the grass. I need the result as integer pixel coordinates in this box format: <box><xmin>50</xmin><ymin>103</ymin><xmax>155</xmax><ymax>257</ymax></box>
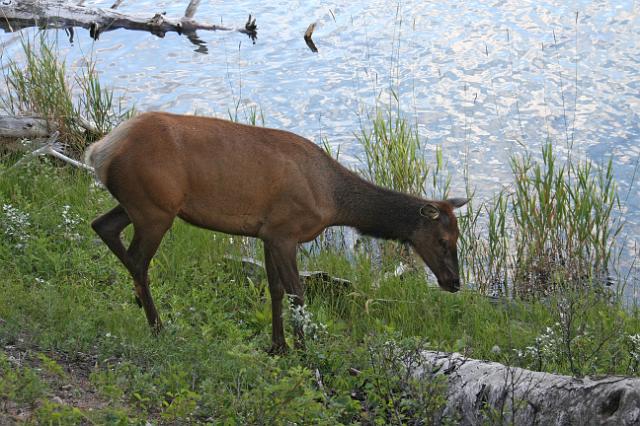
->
<box><xmin>457</xmin><ymin>142</ymin><xmax>622</xmax><ymax>297</ymax></box>
<box><xmin>1</xmin><ymin>157</ymin><xmax>639</xmax><ymax>423</ymax></box>
<box><xmin>357</xmin><ymin>98</ymin><xmax>450</xmax><ymax>200</ymax></box>
<box><xmin>1</xmin><ymin>32</ymin><xmax>133</xmax><ymax>154</ymax></box>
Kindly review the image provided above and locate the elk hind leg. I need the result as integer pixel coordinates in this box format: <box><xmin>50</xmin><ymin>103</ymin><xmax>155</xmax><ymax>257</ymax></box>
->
<box><xmin>91</xmin><ymin>204</ymin><xmax>132</xmax><ymax>267</ymax></box>
<box><xmin>125</xmin><ymin>211</ymin><xmax>174</xmax><ymax>333</ymax></box>
<box><xmin>92</xmin><ymin>205</ymin><xmax>146</xmax><ymax>305</ymax></box>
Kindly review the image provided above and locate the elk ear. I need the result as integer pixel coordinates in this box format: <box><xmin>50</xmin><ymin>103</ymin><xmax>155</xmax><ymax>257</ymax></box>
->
<box><xmin>419</xmin><ymin>203</ymin><xmax>440</xmax><ymax>220</ymax></box>
<box><xmin>447</xmin><ymin>198</ymin><xmax>469</xmax><ymax>209</ymax></box>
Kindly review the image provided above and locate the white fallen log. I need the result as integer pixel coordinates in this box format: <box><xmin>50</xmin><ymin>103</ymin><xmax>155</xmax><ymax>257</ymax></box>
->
<box><xmin>0</xmin><ymin>115</ymin><xmax>98</xmax><ymax>139</ymax></box>
<box><xmin>0</xmin><ymin>0</ymin><xmax>257</xmax><ymax>44</ymax></box>
<box><xmin>421</xmin><ymin>351</ymin><xmax>640</xmax><ymax>425</ymax></box>
<box><xmin>0</xmin><ymin>116</ymin><xmax>51</xmax><ymax>138</ymax></box>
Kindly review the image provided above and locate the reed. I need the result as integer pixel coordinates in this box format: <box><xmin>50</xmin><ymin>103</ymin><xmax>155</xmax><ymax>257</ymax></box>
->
<box><xmin>460</xmin><ymin>142</ymin><xmax>622</xmax><ymax>296</ymax></box>
<box><xmin>357</xmin><ymin>106</ymin><xmax>431</xmax><ymax>197</ymax></box>
<box><xmin>1</xmin><ymin>33</ymin><xmax>132</xmax><ymax>154</ymax></box>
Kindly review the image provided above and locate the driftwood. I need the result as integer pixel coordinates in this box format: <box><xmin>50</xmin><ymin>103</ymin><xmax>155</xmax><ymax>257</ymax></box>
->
<box><xmin>422</xmin><ymin>351</ymin><xmax>640</xmax><ymax>425</ymax></box>
<box><xmin>0</xmin><ymin>116</ymin><xmax>51</xmax><ymax>138</ymax></box>
<box><xmin>304</xmin><ymin>22</ymin><xmax>318</xmax><ymax>53</ymax></box>
<box><xmin>0</xmin><ymin>0</ymin><xmax>257</xmax><ymax>52</ymax></box>
<box><xmin>223</xmin><ymin>255</ymin><xmax>352</xmax><ymax>293</ymax></box>
<box><xmin>7</xmin><ymin>131</ymin><xmax>94</xmax><ymax>171</ymax></box>
<box><xmin>0</xmin><ymin>115</ymin><xmax>99</xmax><ymax>139</ymax></box>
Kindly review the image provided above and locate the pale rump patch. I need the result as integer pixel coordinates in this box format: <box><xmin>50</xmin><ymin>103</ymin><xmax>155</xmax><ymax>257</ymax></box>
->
<box><xmin>84</xmin><ymin>119</ymin><xmax>135</xmax><ymax>185</ymax></box>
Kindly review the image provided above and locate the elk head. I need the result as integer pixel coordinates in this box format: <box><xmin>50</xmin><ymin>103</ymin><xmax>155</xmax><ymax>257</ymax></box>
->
<box><xmin>410</xmin><ymin>198</ymin><xmax>469</xmax><ymax>292</ymax></box>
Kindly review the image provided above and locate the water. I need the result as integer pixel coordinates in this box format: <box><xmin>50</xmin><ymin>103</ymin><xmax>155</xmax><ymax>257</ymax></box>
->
<box><xmin>1</xmin><ymin>0</ymin><xmax>639</xmax><ymax>288</ymax></box>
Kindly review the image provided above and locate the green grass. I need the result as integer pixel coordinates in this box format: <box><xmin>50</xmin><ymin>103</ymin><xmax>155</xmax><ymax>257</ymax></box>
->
<box><xmin>1</xmin><ymin>32</ymin><xmax>133</xmax><ymax>154</ymax></box>
<box><xmin>458</xmin><ymin>142</ymin><xmax>622</xmax><ymax>297</ymax></box>
<box><xmin>1</xmin><ymin>158</ymin><xmax>639</xmax><ymax>424</ymax></box>
<box><xmin>357</xmin><ymin>100</ymin><xmax>450</xmax><ymax>200</ymax></box>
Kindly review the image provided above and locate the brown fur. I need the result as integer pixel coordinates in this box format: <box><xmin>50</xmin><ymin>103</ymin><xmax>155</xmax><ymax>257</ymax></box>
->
<box><xmin>87</xmin><ymin>112</ymin><xmax>467</xmax><ymax>353</ymax></box>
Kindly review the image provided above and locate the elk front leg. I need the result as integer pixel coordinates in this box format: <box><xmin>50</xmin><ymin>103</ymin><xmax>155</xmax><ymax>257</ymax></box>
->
<box><xmin>264</xmin><ymin>242</ymin><xmax>288</xmax><ymax>354</ymax></box>
<box><xmin>264</xmin><ymin>239</ymin><xmax>305</xmax><ymax>352</ymax></box>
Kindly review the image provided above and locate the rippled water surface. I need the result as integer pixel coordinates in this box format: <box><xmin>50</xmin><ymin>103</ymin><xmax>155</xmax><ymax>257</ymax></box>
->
<box><xmin>2</xmin><ymin>1</ymin><xmax>639</xmax><ymax>283</ymax></box>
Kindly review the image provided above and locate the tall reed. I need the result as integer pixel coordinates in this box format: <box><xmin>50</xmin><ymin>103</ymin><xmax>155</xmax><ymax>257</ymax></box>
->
<box><xmin>357</xmin><ymin>103</ymin><xmax>451</xmax><ymax>199</ymax></box>
<box><xmin>510</xmin><ymin>143</ymin><xmax>621</xmax><ymax>295</ymax></box>
<box><xmin>460</xmin><ymin>142</ymin><xmax>622</xmax><ymax>296</ymax></box>
<box><xmin>1</xmin><ymin>32</ymin><xmax>132</xmax><ymax>154</ymax></box>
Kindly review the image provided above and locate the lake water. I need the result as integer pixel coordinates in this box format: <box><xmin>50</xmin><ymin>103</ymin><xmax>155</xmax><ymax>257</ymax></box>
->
<box><xmin>1</xmin><ymin>1</ymin><xmax>639</xmax><ymax>289</ymax></box>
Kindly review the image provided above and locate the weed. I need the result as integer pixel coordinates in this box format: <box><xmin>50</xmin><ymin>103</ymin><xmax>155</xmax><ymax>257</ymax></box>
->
<box><xmin>35</xmin><ymin>400</ymin><xmax>84</xmax><ymax>425</ymax></box>
<box><xmin>1</xmin><ymin>203</ymin><xmax>31</xmax><ymax>249</ymax></box>
<box><xmin>0</xmin><ymin>352</ymin><xmax>47</xmax><ymax>406</ymax></box>
<box><xmin>460</xmin><ymin>141</ymin><xmax>622</xmax><ymax>296</ymax></box>
<box><xmin>358</xmin><ymin>107</ymin><xmax>430</xmax><ymax>197</ymax></box>
<box><xmin>0</xmin><ymin>32</ymin><xmax>132</xmax><ymax>154</ymax></box>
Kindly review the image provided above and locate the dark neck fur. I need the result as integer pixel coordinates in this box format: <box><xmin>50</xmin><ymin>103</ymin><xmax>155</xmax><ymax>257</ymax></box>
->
<box><xmin>332</xmin><ymin>169</ymin><xmax>424</xmax><ymax>241</ymax></box>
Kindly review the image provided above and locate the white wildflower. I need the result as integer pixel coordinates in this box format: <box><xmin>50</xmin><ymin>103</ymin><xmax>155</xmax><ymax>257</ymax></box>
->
<box><xmin>628</xmin><ymin>334</ymin><xmax>640</xmax><ymax>363</ymax></box>
<box><xmin>1</xmin><ymin>203</ymin><xmax>31</xmax><ymax>248</ymax></box>
<box><xmin>288</xmin><ymin>298</ymin><xmax>327</xmax><ymax>340</ymax></box>
<box><xmin>58</xmin><ymin>204</ymin><xmax>82</xmax><ymax>240</ymax></box>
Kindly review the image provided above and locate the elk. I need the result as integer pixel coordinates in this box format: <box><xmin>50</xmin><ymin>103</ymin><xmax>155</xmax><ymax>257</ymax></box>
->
<box><xmin>85</xmin><ymin>112</ymin><xmax>468</xmax><ymax>354</ymax></box>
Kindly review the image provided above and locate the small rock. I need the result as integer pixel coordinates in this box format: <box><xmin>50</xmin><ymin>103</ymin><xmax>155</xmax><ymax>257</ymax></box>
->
<box><xmin>491</xmin><ymin>345</ymin><xmax>501</xmax><ymax>354</ymax></box>
<box><xmin>52</xmin><ymin>396</ymin><xmax>65</xmax><ymax>405</ymax></box>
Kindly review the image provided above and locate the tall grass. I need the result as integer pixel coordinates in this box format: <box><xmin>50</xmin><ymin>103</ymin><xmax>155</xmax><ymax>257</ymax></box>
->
<box><xmin>1</xmin><ymin>33</ymin><xmax>132</xmax><ymax>154</ymax></box>
<box><xmin>510</xmin><ymin>143</ymin><xmax>621</xmax><ymax>295</ymax></box>
<box><xmin>460</xmin><ymin>142</ymin><xmax>622</xmax><ymax>296</ymax></box>
<box><xmin>357</xmin><ymin>99</ymin><xmax>450</xmax><ymax>199</ymax></box>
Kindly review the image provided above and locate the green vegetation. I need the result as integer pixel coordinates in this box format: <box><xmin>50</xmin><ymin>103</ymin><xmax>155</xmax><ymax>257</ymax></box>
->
<box><xmin>1</xmin><ymin>30</ymin><xmax>639</xmax><ymax>425</ymax></box>
<box><xmin>459</xmin><ymin>143</ymin><xmax>622</xmax><ymax>298</ymax></box>
<box><xmin>1</xmin><ymin>157</ymin><xmax>639</xmax><ymax>424</ymax></box>
<box><xmin>1</xmin><ymin>33</ymin><xmax>133</xmax><ymax>154</ymax></box>
<box><xmin>357</xmin><ymin>100</ymin><xmax>450</xmax><ymax>199</ymax></box>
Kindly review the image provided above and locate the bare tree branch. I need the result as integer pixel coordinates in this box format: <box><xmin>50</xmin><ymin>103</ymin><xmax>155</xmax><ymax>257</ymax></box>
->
<box><xmin>0</xmin><ymin>0</ymin><xmax>257</xmax><ymax>50</ymax></box>
<box><xmin>184</xmin><ymin>0</ymin><xmax>200</xmax><ymax>19</ymax></box>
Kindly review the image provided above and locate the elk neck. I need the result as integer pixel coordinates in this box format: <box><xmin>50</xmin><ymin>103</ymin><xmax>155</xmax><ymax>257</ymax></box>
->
<box><xmin>331</xmin><ymin>169</ymin><xmax>424</xmax><ymax>241</ymax></box>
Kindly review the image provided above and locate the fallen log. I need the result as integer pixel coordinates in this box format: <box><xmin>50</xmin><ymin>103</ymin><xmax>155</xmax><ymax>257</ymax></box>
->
<box><xmin>0</xmin><ymin>116</ymin><xmax>51</xmax><ymax>138</ymax></box>
<box><xmin>0</xmin><ymin>115</ymin><xmax>99</xmax><ymax>140</ymax></box>
<box><xmin>0</xmin><ymin>0</ymin><xmax>257</xmax><ymax>49</ymax></box>
<box><xmin>422</xmin><ymin>351</ymin><xmax>640</xmax><ymax>425</ymax></box>
<box><xmin>222</xmin><ymin>254</ymin><xmax>352</xmax><ymax>294</ymax></box>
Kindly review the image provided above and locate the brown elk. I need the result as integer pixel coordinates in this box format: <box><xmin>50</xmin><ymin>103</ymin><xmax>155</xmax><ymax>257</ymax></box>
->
<box><xmin>86</xmin><ymin>112</ymin><xmax>468</xmax><ymax>354</ymax></box>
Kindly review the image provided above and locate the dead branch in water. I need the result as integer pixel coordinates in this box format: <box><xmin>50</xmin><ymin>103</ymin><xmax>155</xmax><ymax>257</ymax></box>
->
<box><xmin>0</xmin><ymin>0</ymin><xmax>257</xmax><ymax>52</ymax></box>
<box><xmin>304</xmin><ymin>22</ymin><xmax>318</xmax><ymax>53</ymax></box>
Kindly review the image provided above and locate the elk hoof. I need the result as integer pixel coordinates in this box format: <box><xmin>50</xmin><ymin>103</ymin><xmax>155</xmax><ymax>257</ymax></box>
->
<box><xmin>294</xmin><ymin>339</ymin><xmax>306</xmax><ymax>352</ymax></box>
<box><xmin>267</xmin><ymin>342</ymin><xmax>289</xmax><ymax>356</ymax></box>
<box><xmin>150</xmin><ymin>320</ymin><xmax>163</xmax><ymax>337</ymax></box>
